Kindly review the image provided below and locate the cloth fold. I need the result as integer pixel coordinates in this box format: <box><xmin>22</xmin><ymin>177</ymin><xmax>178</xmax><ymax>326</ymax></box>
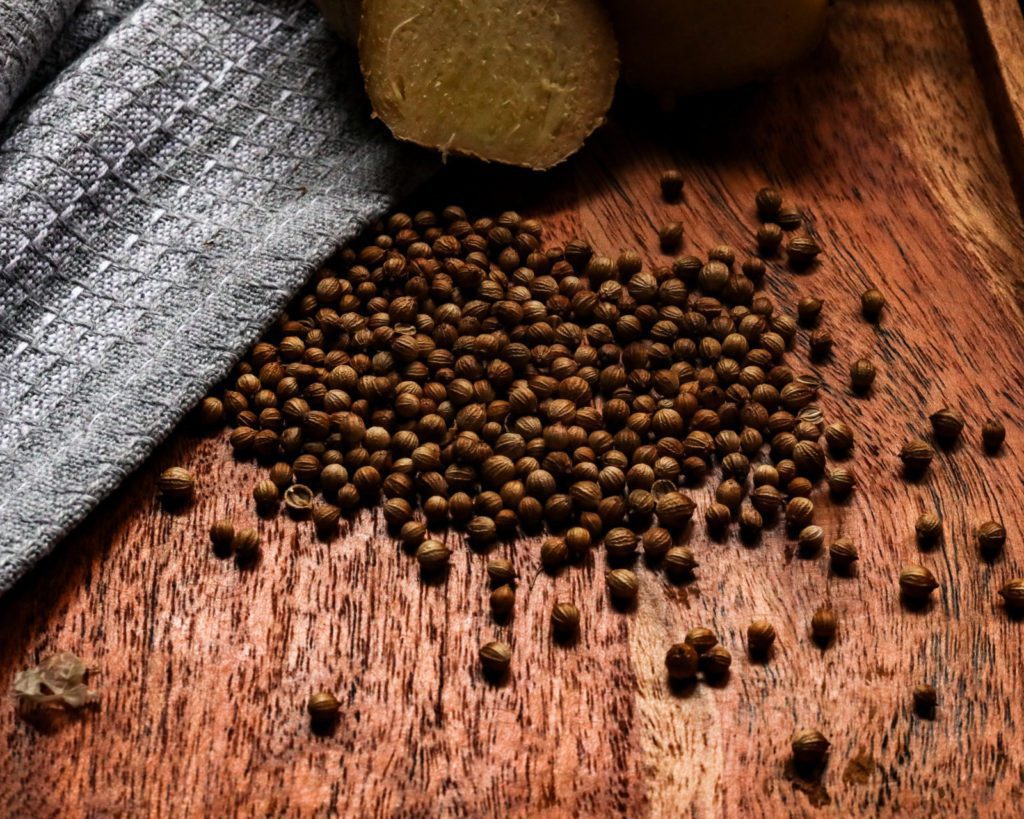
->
<box><xmin>0</xmin><ymin>0</ymin><xmax>430</xmax><ymax>594</ymax></box>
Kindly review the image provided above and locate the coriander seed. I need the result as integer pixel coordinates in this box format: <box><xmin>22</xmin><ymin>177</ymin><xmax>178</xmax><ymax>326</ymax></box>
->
<box><xmin>755</xmin><ymin>186</ymin><xmax>783</xmax><ymax>219</ymax></box>
<box><xmin>606</xmin><ymin>569</ymin><xmax>639</xmax><ymax>603</ymax></box>
<box><xmin>660</xmin><ymin>170</ymin><xmax>684</xmax><ymax>201</ymax></box>
<box><xmin>776</xmin><ymin>207</ymin><xmax>802</xmax><ymax>230</ymax></box>
<box><xmin>739</xmin><ymin>506</ymin><xmax>763</xmax><ymax>540</ymax></box>
<box><xmin>999</xmin><ymin>579</ymin><xmax>1024</xmax><ymax>614</ymax></box>
<box><xmin>551</xmin><ymin>602</ymin><xmax>580</xmax><ymax>638</ymax></box>
<box><xmin>791</xmin><ymin>729</ymin><xmax>830</xmax><ymax>765</ymax></box>
<box><xmin>900</xmin><ymin>564</ymin><xmax>938</xmax><ymax>603</ymax></box>
<box><xmin>747</xmin><ymin>620</ymin><xmax>776</xmax><ymax>657</ymax></box>
<box><xmin>850</xmin><ymin>358</ymin><xmax>876</xmax><ymax>392</ymax></box>
<box><xmin>283</xmin><ymin>484</ymin><xmax>313</xmax><ymax>515</ymax></box>
<box><xmin>757</xmin><ymin>223</ymin><xmax>784</xmax><ymax>256</ymax></box>
<box><xmin>701</xmin><ymin>645</ymin><xmax>732</xmax><ymax>677</ymax></box>
<box><xmin>811</xmin><ymin>607</ymin><xmax>837</xmax><ymax>644</ymax></box>
<box><xmin>486</xmin><ymin>558</ymin><xmax>518</xmax><ymax>586</ymax></box>
<box><xmin>705</xmin><ymin>502</ymin><xmax>732</xmax><ymax>532</ymax></box>
<box><xmin>786</xmin><ymin>496</ymin><xmax>814</xmax><ymax>529</ymax></box>
<box><xmin>860</xmin><ymin>288</ymin><xmax>886</xmax><ymax>322</ymax></box>
<box><xmin>786</xmin><ymin>235</ymin><xmax>821</xmax><ymax>268</ymax></box>
<box><xmin>210</xmin><ymin>519</ymin><xmax>234</xmax><ymax>556</ymax></box>
<box><xmin>233</xmin><ymin>528</ymin><xmax>259</xmax><ymax>562</ymax></box>
<box><xmin>253</xmin><ymin>479</ymin><xmax>279</xmax><ymax>508</ymax></box>
<box><xmin>900</xmin><ymin>438</ymin><xmax>934</xmax><ymax>478</ymax></box>
<box><xmin>798</xmin><ymin>525</ymin><xmax>825</xmax><ymax>556</ymax></box>
<box><xmin>416</xmin><ymin>539</ymin><xmax>450</xmax><ymax>571</ymax></box>
<box><xmin>312</xmin><ymin>501</ymin><xmax>341</xmax><ymax>534</ymax></box>
<box><xmin>977</xmin><ymin>520</ymin><xmax>1006</xmax><ymax>559</ymax></box>
<box><xmin>797</xmin><ymin>297</ymin><xmax>823</xmax><ymax>326</ymax></box>
<box><xmin>490</xmin><ymin>584</ymin><xmax>515</xmax><ymax>617</ymax></box>
<box><xmin>829</xmin><ymin>537</ymin><xmax>858</xmax><ymax>572</ymax></box>
<box><xmin>809</xmin><ymin>328</ymin><xmax>833</xmax><ymax>359</ymax></box>
<box><xmin>307</xmin><ymin>691</ymin><xmax>340</xmax><ymax>724</ymax></box>
<box><xmin>982</xmin><ymin>419</ymin><xmax>1005</xmax><ymax>453</ymax></box>
<box><xmin>157</xmin><ymin>466</ymin><xmax>194</xmax><ymax>502</ymax></box>
<box><xmin>541</xmin><ymin>536</ymin><xmax>570</xmax><ymax>569</ymax></box>
<box><xmin>659</xmin><ymin>222</ymin><xmax>683</xmax><ymax>253</ymax></box>
<box><xmin>929</xmin><ymin>408</ymin><xmax>964</xmax><ymax>446</ymax></box>
<box><xmin>664</xmin><ymin>546</ymin><xmax>697</xmax><ymax>580</ymax></box>
<box><xmin>665</xmin><ymin>642</ymin><xmax>699</xmax><ymax>681</ymax></box>
<box><xmin>479</xmin><ymin>641</ymin><xmax>512</xmax><ymax>677</ymax></box>
<box><xmin>912</xmin><ymin>684</ymin><xmax>937</xmax><ymax>718</ymax></box>
<box><xmin>685</xmin><ymin>627</ymin><xmax>717</xmax><ymax>655</ymax></box>
<box><xmin>915</xmin><ymin>512</ymin><xmax>942</xmax><ymax>548</ymax></box>
<box><xmin>824</xmin><ymin>422</ymin><xmax>854</xmax><ymax>456</ymax></box>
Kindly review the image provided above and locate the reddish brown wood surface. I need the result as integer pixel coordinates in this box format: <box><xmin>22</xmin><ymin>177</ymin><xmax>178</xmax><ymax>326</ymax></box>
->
<box><xmin>3</xmin><ymin>1</ymin><xmax>1024</xmax><ymax>815</ymax></box>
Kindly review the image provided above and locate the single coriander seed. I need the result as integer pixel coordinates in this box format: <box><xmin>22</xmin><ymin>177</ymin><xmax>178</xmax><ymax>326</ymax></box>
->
<box><xmin>798</xmin><ymin>525</ymin><xmax>825</xmax><ymax>556</ymax></box>
<box><xmin>479</xmin><ymin>641</ymin><xmax>512</xmax><ymax>676</ymax></box>
<box><xmin>701</xmin><ymin>645</ymin><xmax>732</xmax><ymax>677</ymax></box>
<box><xmin>900</xmin><ymin>564</ymin><xmax>938</xmax><ymax>603</ymax></box>
<box><xmin>756</xmin><ymin>223</ymin><xmax>784</xmax><ymax>256</ymax></box>
<box><xmin>486</xmin><ymin>558</ymin><xmax>518</xmax><ymax>586</ymax></box>
<box><xmin>747</xmin><ymin>620</ymin><xmax>776</xmax><ymax>657</ymax></box>
<box><xmin>811</xmin><ymin>607</ymin><xmax>837</xmax><ymax>644</ymax></box>
<box><xmin>307</xmin><ymin>691</ymin><xmax>340</xmax><ymax>724</ymax></box>
<box><xmin>850</xmin><ymin>358</ymin><xmax>876</xmax><ymax>392</ymax></box>
<box><xmin>786</xmin><ymin>235</ymin><xmax>821</xmax><ymax>268</ymax></box>
<box><xmin>659</xmin><ymin>222</ymin><xmax>683</xmax><ymax>253</ymax></box>
<box><xmin>900</xmin><ymin>438</ymin><xmax>934</xmax><ymax>478</ymax></box>
<box><xmin>551</xmin><ymin>602</ymin><xmax>580</xmax><ymax>638</ymax></box>
<box><xmin>664</xmin><ymin>546</ymin><xmax>698</xmax><ymax>580</ymax></box>
<box><xmin>860</xmin><ymin>288</ymin><xmax>886</xmax><ymax>322</ymax></box>
<box><xmin>796</xmin><ymin>296</ymin><xmax>823</xmax><ymax>326</ymax></box>
<box><xmin>776</xmin><ymin>207</ymin><xmax>802</xmax><ymax>230</ymax></box>
<box><xmin>233</xmin><ymin>528</ymin><xmax>259</xmax><ymax>561</ymax></box>
<box><xmin>791</xmin><ymin>729</ymin><xmax>830</xmax><ymax>765</ymax></box>
<box><xmin>416</xmin><ymin>539</ymin><xmax>451</xmax><ymax>572</ymax></box>
<box><xmin>157</xmin><ymin>466</ymin><xmax>195</xmax><ymax>502</ymax></box>
<box><xmin>606</xmin><ymin>569</ymin><xmax>639</xmax><ymax>603</ymax></box>
<box><xmin>915</xmin><ymin>513</ymin><xmax>942</xmax><ymax>548</ymax></box>
<box><xmin>929</xmin><ymin>408</ymin><xmax>965</xmax><ymax>446</ymax></box>
<box><xmin>684</xmin><ymin>627</ymin><xmax>717</xmax><ymax>655</ymax></box>
<box><xmin>253</xmin><ymin>479</ymin><xmax>279</xmax><ymax>507</ymax></box>
<box><xmin>665</xmin><ymin>642</ymin><xmax>699</xmax><ymax>681</ymax></box>
<box><xmin>210</xmin><ymin>519</ymin><xmax>235</xmax><ymax>555</ymax></box>
<box><xmin>982</xmin><ymin>419</ymin><xmax>1006</xmax><ymax>454</ymax></box>
<box><xmin>999</xmin><ymin>579</ymin><xmax>1024</xmax><ymax>614</ymax></box>
<box><xmin>755</xmin><ymin>186</ymin><xmax>783</xmax><ymax>220</ymax></box>
<box><xmin>829</xmin><ymin>537</ymin><xmax>859</xmax><ymax>572</ymax></box>
<box><xmin>977</xmin><ymin>520</ymin><xmax>1007</xmax><ymax>559</ymax></box>
<box><xmin>660</xmin><ymin>170</ymin><xmax>684</xmax><ymax>201</ymax></box>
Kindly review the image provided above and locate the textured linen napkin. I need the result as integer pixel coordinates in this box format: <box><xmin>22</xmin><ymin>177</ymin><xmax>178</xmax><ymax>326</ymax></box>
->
<box><xmin>0</xmin><ymin>0</ymin><xmax>430</xmax><ymax>594</ymax></box>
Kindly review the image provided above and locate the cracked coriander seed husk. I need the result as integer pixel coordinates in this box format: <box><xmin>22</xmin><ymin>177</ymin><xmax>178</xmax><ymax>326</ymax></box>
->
<box><xmin>551</xmin><ymin>602</ymin><xmax>580</xmax><ymax>638</ymax></box>
<box><xmin>900</xmin><ymin>565</ymin><xmax>938</xmax><ymax>602</ymax></box>
<box><xmin>829</xmin><ymin>537</ymin><xmax>858</xmax><ymax>572</ymax></box>
<box><xmin>490</xmin><ymin>584</ymin><xmax>515</xmax><ymax>617</ymax></box>
<box><xmin>860</xmin><ymin>287</ymin><xmax>886</xmax><ymax>322</ymax></box>
<box><xmin>283</xmin><ymin>484</ymin><xmax>313</xmax><ymax>516</ymax></box>
<box><xmin>999</xmin><ymin>579</ymin><xmax>1024</xmax><ymax>613</ymax></box>
<box><xmin>977</xmin><ymin>520</ymin><xmax>1006</xmax><ymax>559</ymax></box>
<box><xmin>479</xmin><ymin>641</ymin><xmax>512</xmax><ymax>676</ymax></box>
<box><xmin>747</xmin><ymin>621</ymin><xmax>776</xmax><ymax>656</ymax></box>
<box><xmin>660</xmin><ymin>170</ymin><xmax>684</xmax><ymax>201</ymax></box>
<box><xmin>791</xmin><ymin>729</ymin><xmax>830</xmax><ymax>764</ymax></box>
<box><xmin>982</xmin><ymin>419</ymin><xmax>1005</xmax><ymax>453</ymax></box>
<box><xmin>157</xmin><ymin>466</ymin><xmax>194</xmax><ymax>502</ymax></box>
<box><xmin>915</xmin><ymin>513</ymin><xmax>942</xmax><ymax>548</ymax></box>
<box><xmin>665</xmin><ymin>642</ymin><xmax>699</xmax><ymax>681</ymax></box>
<box><xmin>307</xmin><ymin>691</ymin><xmax>340</xmax><ymax>724</ymax></box>
<box><xmin>685</xmin><ymin>627</ymin><xmax>717</xmax><ymax>655</ymax></box>
<box><xmin>929</xmin><ymin>407</ymin><xmax>965</xmax><ymax>446</ymax></box>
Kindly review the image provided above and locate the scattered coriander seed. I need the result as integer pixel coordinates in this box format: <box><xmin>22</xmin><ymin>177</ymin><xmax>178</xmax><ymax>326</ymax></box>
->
<box><xmin>664</xmin><ymin>546</ymin><xmax>697</xmax><ymax>580</ymax></box>
<box><xmin>565</xmin><ymin>526</ymin><xmax>592</xmax><ymax>555</ymax></box>
<box><xmin>850</xmin><ymin>358</ymin><xmax>876</xmax><ymax>392</ymax></box>
<box><xmin>311</xmin><ymin>501</ymin><xmax>341</xmax><ymax>534</ymax></box>
<box><xmin>912</xmin><ymin>684</ymin><xmax>937</xmax><ymax>718</ymax></box>
<box><xmin>701</xmin><ymin>645</ymin><xmax>732</xmax><ymax>677</ymax></box>
<box><xmin>416</xmin><ymin>539</ymin><xmax>451</xmax><ymax>571</ymax></box>
<box><xmin>900</xmin><ymin>438</ymin><xmax>934</xmax><ymax>478</ymax></box>
<box><xmin>490</xmin><ymin>584</ymin><xmax>515</xmax><ymax>617</ymax></box>
<box><xmin>809</xmin><ymin>328</ymin><xmax>833</xmax><ymax>359</ymax></box>
<box><xmin>157</xmin><ymin>467</ymin><xmax>194</xmax><ymax>502</ymax></box>
<box><xmin>977</xmin><ymin>520</ymin><xmax>1007</xmax><ymax>559</ymax></box>
<box><xmin>797</xmin><ymin>297</ymin><xmax>823</xmax><ymax>326</ymax></box>
<box><xmin>307</xmin><ymin>691</ymin><xmax>340</xmax><ymax>724</ymax></box>
<box><xmin>716</xmin><ymin>479</ymin><xmax>744</xmax><ymax>511</ymax></box>
<box><xmin>209</xmin><ymin>519</ymin><xmax>234</xmax><ymax>555</ymax></box>
<box><xmin>829</xmin><ymin>537</ymin><xmax>858</xmax><ymax>572</ymax></box>
<box><xmin>775</xmin><ymin>207</ymin><xmax>802</xmax><ymax>230</ymax></box>
<box><xmin>785</xmin><ymin>496</ymin><xmax>814</xmax><ymax>529</ymax></box>
<box><xmin>705</xmin><ymin>502</ymin><xmax>732</xmax><ymax>532</ymax></box>
<box><xmin>982</xmin><ymin>419</ymin><xmax>1006</xmax><ymax>454</ymax></box>
<box><xmin>755</xmin><ymin>186</ymin><xmax>783</xmax><ymax>220</ymax></box>
<box><xmin>198</xmin><ymin>397</ymin><xmax>224</xmax><ymax>426</ymax></box>
<box><xmin>915</xmin><ymin>512</ymin><xmax>942</xmax><ymax>548</ymax></box>
<box><xmin>642</xmin><ymin>527</ymin><xmax>672</xmax><ymax>559</ymax></box>
<box><xmin>860</xmin><ymin>288</ymin><xmax>886</xmax><ymax>322</ymax></box>
<box><xmin>551</xmin><ymin>602</ymin><xmax>580</xmax><ymax>638</ymax></box>
<box><xmin>811</xmin><ymin>607</ymin><xmax>837</xmax><ymax>644</ymax></box>
<box><xmin>756</xmin><ymin>223</ymin><xmax>784</xmax><ymax>256</ymax></box>
<box><xmin>665</xmin><ymin>642</ymin><xmax>699</xmax><ymax>681</ymax></box>
<box><xmin>283</xmin><ymin>484</ymin><xmax>314</xmax><ymax>515</ymax></box>
<box><xmin>685</xmin><ymin>627</ymin><xmax>718</xmax><ymax>655</ymax></box>
<box><xmin>798</xmin><ymin>525</ymin><xmax>825</xmax><ymax>556</ymax></box>
<box><xmin>929</xmin><ymin>408</ymin><xmax>965</xmax><ymax>446</ymax></box>
<box><xmin>253</xmin><ymin>479</ymin><xmax>279</xmax><ymax>507</ymax></box>
<box><xmin>659</xmin><ymin>222</ymin><xmax>683</xmax><ymax>253</ymax></box>
<box><xmin>738</xmin><ymin>506</ymin><xmax>763</xmax><ymax>540</ymax></box>
<box><xmin>750</xmin><ymin>485</ymin><xmax>784</xmax><ymax>516</ymax></box>
<box><xmin>232</xmin><ymin>527</ymin><xmax>259</xmax><ymax>561</ymax></box>
<box><xmin>791</xmin><ymin>729</ymin><xmax>830</xmax><ymax>765</ymax></box>
<box><xmin>824</xmin><ymin>422</ymin><xmax>854</xmax><ymax>456</ymax></box>
<box><xmin>660</xmin><ymin>170</ymin><xmax>684</xmax><ymax>201</ymax></box>
<box><xmin>400</xmin><ymin>521</ymin><xmax>428</xmax><ymax>549</ymax></box>
<box><xmin>541</xmin><ymin>536</ymin><xmax>570</xmax><ymax>569</ymax></box>
<box><xmin>827</xmin><ymin>466</ymin><xmax>856</xmax><ymax>498</ymax></box>
<box><xmin>899</xmin><ymin>565</ymin><xmax>938</xmax><ymax>603</ymax></box>
<box><xmin>999</xmin><ymin>579</ymin><xmax>1024</xmax><ymax>614</ymax></box>
<box><xmin>479</xmin><ymin>641</ymin><xmax>512</xmax><ymax>676</ymax></box>
<box><xmin>606</xmin><ymin>569</ymin><xmax>639</xmax><ymax>603</ymax></box>
<box><xmin>747</xmin><ymin>620</ymin><xmax>776</xmax><ymax>657</ymax></box>
<box><xmin>787</xmin><ymin>235</ymin><xmax>821</xmax><ymax>268</ymax></box>
<box><xmin>486</xmin><ymin>558</ymin><xmax>518</xmax><ymax>586</ymax></box>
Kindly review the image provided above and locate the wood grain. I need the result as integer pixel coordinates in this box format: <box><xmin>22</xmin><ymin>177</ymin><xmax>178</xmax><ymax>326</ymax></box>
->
<box><xmin>959</xmin><ymin>0</ymin><xmax>1024</xmax><ymax>203</ymax></box>
<box><xmin>3</xmin><ymin>1</ymin><xmax>1024</xmax><ymax>815</ymax></box>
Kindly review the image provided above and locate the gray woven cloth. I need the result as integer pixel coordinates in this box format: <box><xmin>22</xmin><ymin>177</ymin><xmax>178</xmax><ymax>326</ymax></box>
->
<box><xmin>0</xmin><ymin>0</ymin><xmax>430</xmax><ymax>594</ymax></box>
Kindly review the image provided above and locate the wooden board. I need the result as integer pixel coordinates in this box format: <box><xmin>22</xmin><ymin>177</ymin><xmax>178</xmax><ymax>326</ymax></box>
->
<box><xmin>959</xmin><ymin>0</ymin><xmax>1024</xmax><ymax>202</ymax></box>
<box><xmin>3</xmin><ymin>1</ymin><xmax>1024</xmax><ymax>815</ymax></box>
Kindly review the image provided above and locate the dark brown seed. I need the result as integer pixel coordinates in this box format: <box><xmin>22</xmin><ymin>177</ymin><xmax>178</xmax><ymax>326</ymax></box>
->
<box><xmin>490</xmin><ymin>584</ymin><xmax>515</xmax><ymax>616</ymax></box>
<box><xmin>900</xmin><ymin>565</ymin><xmax>938</xmax><ymax>602</ymax></box>
<box><xmin>977</xmin><ymin>520</ymin><xmax>1007</xmax><ymax>558</ymax></box>
<box><xmin>824</xmin><ymin>422</ymin><xmax>854</xmax><ymax>456</ymax></box>
<box><xmin>791</xmin><ymin>729</ymin><xmax>830</xmax><ymax>764</ymax></box>
<box><xmin>209</xmin><ymin>519</ymin><xmax>234</xmax><ymax>555</ymax></box>
<box><xmin>606</xmin><ymin>569</ymin><xmax>639</xmax><ymax>603</ymax></box>
<box><xmin>551</xmin><ymin>602</ymin><xmax>580</xmax><ymax>637</ymax></box>
<box><xmin>785</xmin><ymin>497</ymin><xmax>814</xmax><ymax>528</ymax></box>
<box><xmin>982</xmin><ymin>419</ymin><xmax>1006</xmax><ymax>453</ymax></box>
<box><xmin>850</xmin><ymin>358</ymin><xmax>876</xmax><ymax>392</ymax></box>
<box><xmin>827</xmin><ymin>466</ymin><xmax>856</xmax><ymax>498</ymax></box>
<box><xmin>929</xmin><ymin>408</ymin><xmax>964</xmax><ymax>445</ymax></box>
<box><xmin>829</xmin><ymin>537</ymin><xmax>859</xmax><ymax>572</ymax></box>
<box><xmin>796</xmin><ymin>297</ymin><xmax>823</xmax><ymax>325</ymax></box>
<box><xmin>157</xmin><ymin>467</ymin><xmax>195</xmax><ymax>502</ymax></box>
<box><xmin>747</xmin><ymin>620</ymin><xmax>776</xmax><ymax>656</ymax></box>
<box><xmin>860</xmin><ymin>288</ymin><xmax>886</xmax><ymax>322</ymax></box>
<box><xmin>664</xmin><ymin>546</ymin><xmax>697</xmax><ymax>580</ymax></box>
<box><xmin>756</xmin><ymin>223</ymin><xmax>784</xmax><ymax>256</ymax></box>
<box><xmin>755</xmin><ymin>186</ymin><xmax>783</xmax><ymax>219</ymax></box>
<box><xmin>659</xmin><ymin>222</ymin><xmax>683</xmax><ymax>253</ymax></box>
<box><xmin>999</xmin><ymin>579</ymin><xmax>1024</xmax><ymax>613</ymax></box>
<box><xmin>665</xmin><ymin>642</ymin><xmax>699</xmax><ymax>681</ymax></box>
<box><xmin>915</xmin><ymin>513</ymin><xmax>942</xmax><ymax>548</ymax></box>
<box><xmin>701</xmin><ymin>645</ymin><xmax>732</xmax><ymax>676</ymax></box>
<box><xmin>775</xmin><ymin>207</ymin><xmax>802</xmax><ymax>230</ymax></box>
<box><xmin>685</xmin><ymin>627</ymin><xmax>717</xmax><ymax>655</ymax></box>
<box><xmin>307</xmin><ymin>691</ymin><xmax>340</xmax><ymax>724</ymax></box>
<box><xmin>811</xmin><ymin>607</ymin><xmax>837</xmax><ymax>643</ymax></box>
<box><xmin>786</xmin><ymin>235</ymin><xmax>820</xmax><ymax>268</ymax></box>
<box><xmin>798</xmin><ymin>525</ymin><xmax>824</xmax><ymax>556</ymax></box>
<box><xmin>479</xmin><ymin>641</ymin><xmax>512</xmax><ymax>676</ymax></box>
<box><xmin>660</xmin><ymin>170</ymin><xmax>684</xmax><ymax>201</ymax></box>
<box><xmin>486</xmin><ymin>557</ymin><xmax>518</xmax><ymax>586</ymax></box>
<box><xmin>900</xmin><ymin>439</ymin><xmax>934</xmax><ymax>477</ymax></box>
<box><xmin>912</xmin><ymin>684</ymin><xmax>937</xmax><ymax>717</ymax></box>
